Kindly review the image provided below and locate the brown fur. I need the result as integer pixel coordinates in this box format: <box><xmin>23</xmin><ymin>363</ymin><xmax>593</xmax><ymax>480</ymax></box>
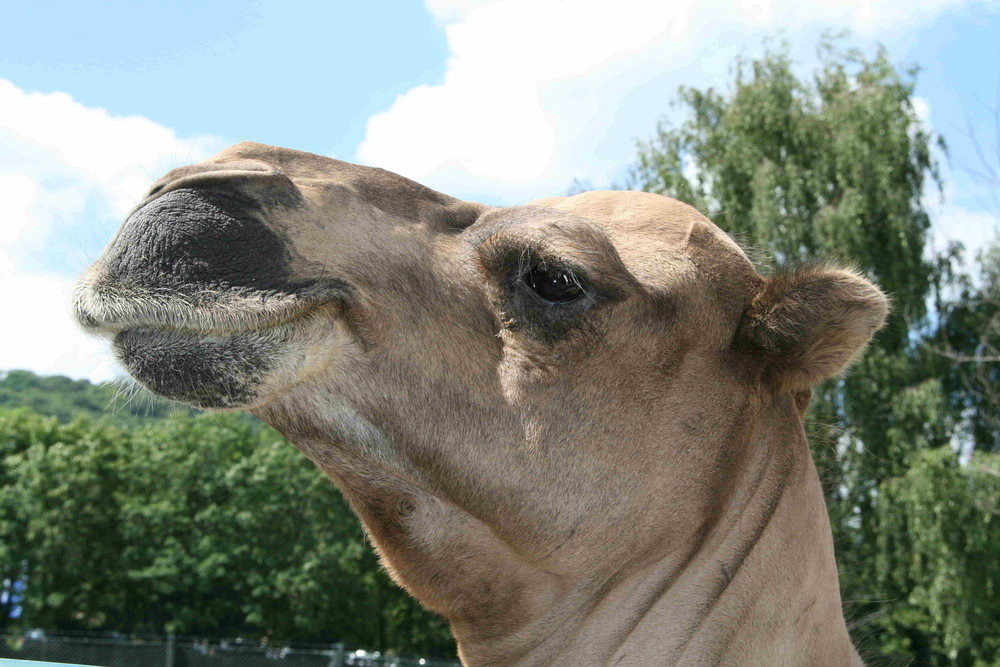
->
<box><xmin>738</xmin><ymin>265</ymin><xmax>889</xmax><ymax>392</ymax></box>
<box><xmin>76</xmin><ymin>142</ymin><xmax>886</xmax><ymax>666</ymax></box>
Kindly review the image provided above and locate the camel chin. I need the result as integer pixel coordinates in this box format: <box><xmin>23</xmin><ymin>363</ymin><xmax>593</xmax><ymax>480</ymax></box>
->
<box><xmin>115</xmin><ymin>313</ymin><xmax>343</xmax><ymax>410</ymax></box>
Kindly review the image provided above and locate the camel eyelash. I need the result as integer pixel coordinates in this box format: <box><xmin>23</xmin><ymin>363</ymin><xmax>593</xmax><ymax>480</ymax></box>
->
<box><xmin>477</xmin><ymin>238</ymin><xmax>582</xmax><ymax>287</ymax></box>
<box><xmin>471</xmin><ymin>241</ymin><xmax>613</xmax><ymax>345</ymax></box>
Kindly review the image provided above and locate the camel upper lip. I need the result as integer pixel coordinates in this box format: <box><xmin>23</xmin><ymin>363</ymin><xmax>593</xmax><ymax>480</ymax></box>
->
<box><xmin>73</xmin><ymin>276</ymin><xmax>349</xmax><ymax>340</ymax></box>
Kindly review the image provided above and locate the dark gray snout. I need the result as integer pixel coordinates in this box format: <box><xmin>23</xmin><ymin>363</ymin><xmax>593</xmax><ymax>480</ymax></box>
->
<box><xmin>102</xmin><ymin>188</ymin><xmax>291</xmax><ymax>295</ymax></box>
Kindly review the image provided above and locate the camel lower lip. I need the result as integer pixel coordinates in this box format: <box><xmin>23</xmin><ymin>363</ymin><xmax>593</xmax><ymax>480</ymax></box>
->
<box><xmin>114</xmin><ymin>327</ymin><xmax>282</xmax><ymax>409</ymax></box>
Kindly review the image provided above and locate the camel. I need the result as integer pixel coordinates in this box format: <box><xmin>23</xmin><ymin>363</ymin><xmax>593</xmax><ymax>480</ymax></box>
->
<box><xmin>75</xmin><ymin>142</ymin><xmax>887</xmax><ymax>666</ymax></box>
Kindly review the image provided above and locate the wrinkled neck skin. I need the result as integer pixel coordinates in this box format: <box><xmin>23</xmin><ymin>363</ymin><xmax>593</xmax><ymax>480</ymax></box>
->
<box><xmin>543</xmin><ymin>394</ymin><xmax>862</xmax><ymax>667</ymax></box>
<box><xmin>257</xmin><ymin>386</ymin><xmax>859</xmax><ymax>667</ymax></box>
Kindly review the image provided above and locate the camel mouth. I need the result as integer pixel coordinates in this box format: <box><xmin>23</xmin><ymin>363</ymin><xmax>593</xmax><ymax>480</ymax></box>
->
<box><xmin>73</xmin><ymin>278</ymin><xmax>350</xmax><ymax>409</ymax></box>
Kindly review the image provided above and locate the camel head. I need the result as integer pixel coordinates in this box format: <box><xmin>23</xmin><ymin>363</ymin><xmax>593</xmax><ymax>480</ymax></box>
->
<box><xmin>75</xmin><ymin>142</ymin><xmax>886</xmax><ymax>665</ymax></box>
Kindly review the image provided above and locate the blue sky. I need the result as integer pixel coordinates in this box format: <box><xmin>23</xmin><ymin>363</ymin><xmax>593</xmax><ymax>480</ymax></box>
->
<box><xmin>1</xmin><ymin>0</ymin><xmax>998</xmax><ymax>381</ymax></box>
<box><xmin>1</xmin><ymin>1</ymin><xmax>448</xmax><ymax>157</ymax></box>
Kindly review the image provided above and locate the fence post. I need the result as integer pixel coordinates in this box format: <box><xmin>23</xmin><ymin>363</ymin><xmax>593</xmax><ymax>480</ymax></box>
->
<box><xmin>165</xmin><ymin>631</ymin><xmax>176</xmax><ymax>667</ymax></box>
<box><xmin>328</xmin><ymin>642</ymin><xmax>346</xmax><ymax>667</ymax></box>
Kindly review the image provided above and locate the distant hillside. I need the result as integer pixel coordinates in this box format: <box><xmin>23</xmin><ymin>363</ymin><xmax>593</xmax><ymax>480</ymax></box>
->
<box><xmin>0</xmin><ymin>369</ymin><xmax>189</xmax><ymax>424</ymax></box>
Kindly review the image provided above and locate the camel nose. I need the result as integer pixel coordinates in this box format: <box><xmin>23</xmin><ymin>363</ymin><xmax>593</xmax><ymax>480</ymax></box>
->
<box><xmin>99</xmin><ymin>177</ymin><xmax>294</xmax><ymax>296</ymax></box>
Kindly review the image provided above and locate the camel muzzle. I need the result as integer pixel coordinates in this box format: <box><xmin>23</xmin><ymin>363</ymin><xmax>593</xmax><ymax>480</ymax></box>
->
<box><xmin>102</xmin><ymin>187</ymin><xmax>292</xmax><ymax>295</ymax></box>
<box><xmin>72</xmin><ymin>167</ymin><xmax>348</xmax><ymax>409</ymax></box>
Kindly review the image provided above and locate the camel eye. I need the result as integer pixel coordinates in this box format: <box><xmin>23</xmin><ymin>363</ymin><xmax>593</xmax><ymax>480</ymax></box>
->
<box><xmin>525</xmin><ymin>264</ymin><xmax>584</xmax><ymax>303</ymax></box>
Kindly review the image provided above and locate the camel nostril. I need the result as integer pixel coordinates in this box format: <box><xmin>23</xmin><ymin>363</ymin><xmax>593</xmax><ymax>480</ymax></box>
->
<box><xmin>140</xmin><ymin>159</ymin><xmax>294</xmax><ymax>207</ymax></box>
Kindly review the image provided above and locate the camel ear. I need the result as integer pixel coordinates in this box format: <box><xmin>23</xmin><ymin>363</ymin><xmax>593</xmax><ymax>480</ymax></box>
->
<box><xmin>738</xmin><ymin>265</ymin><xmax>889</xmax><ymax>391</ymax></box>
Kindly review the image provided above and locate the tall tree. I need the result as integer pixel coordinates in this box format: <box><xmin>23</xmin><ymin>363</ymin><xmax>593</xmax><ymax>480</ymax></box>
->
<box><xmin>631</xmin><ymin>39</ymin><xmax>996</xmax><ymax>664</ymax></box>
<box><xmin>936</xmin><ymin>241</ymin><xmax>1000</xmax><ymax>453</ymax></box>
<box><xmin>875</xmin><ymin>447</ymin><xmax>999</xmax><ymax>665</ymax></box>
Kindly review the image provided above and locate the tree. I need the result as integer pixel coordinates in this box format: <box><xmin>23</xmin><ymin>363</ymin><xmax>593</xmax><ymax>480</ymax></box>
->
<box><xmin>937</xmin><ymin>241</ymin><xmax>1000</xmax><ymax>453</ymax></box>
<box><xmin>0</xmin><ymin>410</ymin><xmax>129</xmax><ymax>630</ymax></box>
<box><xmin>0</xmin><ymin>370</ymin><xmax>177</xmax><ymax>424</ymax></box>
<box><xmin>0</xmin><ymin>407</ymin><xmax>456</xmax><ymax>657</ymax></box>
<box><xmin>630</xmin><ymin>38</ymin><xmax>998</xmax><ymax>664</ymax></box>
<box><xmin>875</xmin><ymin>447</ymin><xmax>999</xmax><ymax>665</ymax></box>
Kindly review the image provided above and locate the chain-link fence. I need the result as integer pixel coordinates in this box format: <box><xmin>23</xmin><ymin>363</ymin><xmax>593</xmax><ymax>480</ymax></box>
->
<box><xmin>0</xmin><ymin>631</ymin><xmax>459</xmax><ymax>667</ymax></box>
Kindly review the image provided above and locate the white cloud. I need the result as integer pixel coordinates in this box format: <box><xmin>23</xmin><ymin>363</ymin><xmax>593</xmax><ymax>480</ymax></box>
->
<box><xmin>357</xmin><ymin>0</ymin><xmax>699</xmax><ymax>192</ymax></box>
<box><xmin>0</xmin><ymin>175</ymin><xmax>38</xmax><ymax>244</ymax></box>
<box><xmin>734</xmin><ymin>0</ymin><xmax>977</xmax><ymax>30</ymax></box>
<box><xmin>0</xmin><ymin>273</ymin><xmax>119</xmax><ymax>382</ymax></box>
<box><xmin>912</xmin><ymin>96</ymin><xmax>932</xmax><ymax>128</ymax></box>
<box><xmin>0</xmin><ymin>79</ymin><xmax>224</xmax><ymax>382</ymax></box>
<box><xmin>357</xmin><ymin>0</ymin><xmax>990</xmax><ymax>202</ymax></box>
<box><xmin>928</xmin><ymin>201</ymin><xmax>999</xmax><ymax>264</ymax></box>
<box><xmin>424</xmin><ymin>0</ymin><xmax>495</xmax><ymax>22</ymax></box>
<box><xmin>0</xmin><ymin>79</ymin><xmax>221</xmax><ymax>228</ymax></box>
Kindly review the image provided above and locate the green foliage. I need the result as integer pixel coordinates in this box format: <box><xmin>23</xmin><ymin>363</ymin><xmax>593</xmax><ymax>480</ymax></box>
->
<box><xmin>876</xmin><ymin>448</ymin><xmax>999</xmax><ymax>666</ymax></box>
<box><xmin>0</xmin><ymin>411</ymin><xmax>128</xmax><ymax>630</ymax></box>
<box><xmin>0</xmin><ymin>407</ymin><xmax>456</xmax><ymax>658</ymax></box>
<box><xmin>633</xmin><ymin>39</ymin><xmax>939</xmax><ymax>330</ymax></box>
<box><xmin>0</xmin><ymin>370</ymin><xmax>178</xmax><ymax>424</ymax></box>
<box><xmin>632</xmin><ymin>37</ymin><xmax>999</xmax><ymax>664</ymax></box>
<box><xmin>937</xmin><ymin>241</ymin><xmax>1000</xmax><ymax>453</ymax></box>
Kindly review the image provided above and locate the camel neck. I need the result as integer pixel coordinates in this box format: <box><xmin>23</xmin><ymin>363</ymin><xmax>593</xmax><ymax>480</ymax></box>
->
<box><xmin>451</xmin><ymin>394</ymin><xmax>859</xmax><ymax>666</ymax></box>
